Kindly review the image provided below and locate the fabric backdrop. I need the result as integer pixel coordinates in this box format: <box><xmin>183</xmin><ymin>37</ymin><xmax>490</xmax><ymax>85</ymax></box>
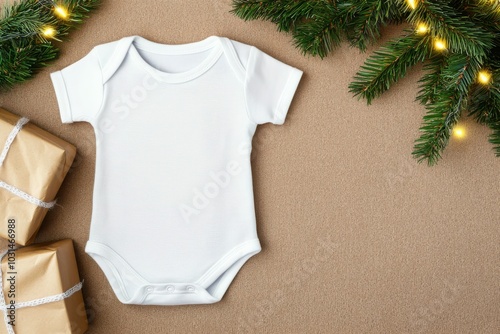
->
<box><xmin>0</xmin><ymin>0</ymin><xmax>498</xmax><ymax>333</ymax></box>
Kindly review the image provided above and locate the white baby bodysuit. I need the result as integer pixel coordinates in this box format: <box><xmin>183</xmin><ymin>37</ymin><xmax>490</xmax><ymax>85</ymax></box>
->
<box><xmin>50</xmin><ymin>35</ymin><xmax>302</xmax><ymax>305</ymax></box>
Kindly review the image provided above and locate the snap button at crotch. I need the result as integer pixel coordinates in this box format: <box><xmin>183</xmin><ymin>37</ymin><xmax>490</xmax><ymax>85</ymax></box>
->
<box><xmin>146</xmin><ymin>286</ymin><xmax>154</xmax><ymax>293</ymax></box>
<box><xmin>186</xmin><ymin>285</ymin><xmax>195</xmax><ymax>292</ymax></box>
<box><xmin>166</xmin><ymin>285</ymin><xmax>175</xmax><ymax>293</ymax></box>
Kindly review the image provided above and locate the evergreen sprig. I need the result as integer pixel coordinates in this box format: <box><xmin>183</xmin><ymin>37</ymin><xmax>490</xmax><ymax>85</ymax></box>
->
<box><xmin>291</xmin><ymin>2</ymin><xmax>341</xmax><ymax>58</ymax></box>
<box><xmin>0</xmin><ymin>0</ymin><xmax>99</xmax><ymax>90</ymax></box>
<box><xmin>407</xmin><ymin>1</ymin><xmax>493</xmax><ymax>59</ymax></box>
<box><xmin>231</xmin><ymin>0</ymin><xmax>406</xmax><ymax>58</ymax></box>
<box><xmin>413</xmin><ymin>54</ymin><xmax>481</xmax><ymax>164</ymax></box>
<box><xmin>349</xmin><ymin>32</ymin><xmax>432</xmax><ymax>104</ymax></box>
<box><xmin>416</xmin><ymin>55</ymin><xmax>448</xmax><ymax>105</ymax></box>
<box><xmin>469</xmin><ymin>69</ymin><xmax>500</xmax><ymax>156</ymax></box>
<box><xmin>232</xmin><ymin>0</ymin><xmax>500</xmax><ymax>165</ymax></box>
<box><xmin>343</xmin><ymin>0</ymin><xmax>407</xmax><ymax>51</ymax></box>
<box><xmin>230</xmin><ymin>0</ymin><xmax>317</xmax><ymax>33</ymax></box>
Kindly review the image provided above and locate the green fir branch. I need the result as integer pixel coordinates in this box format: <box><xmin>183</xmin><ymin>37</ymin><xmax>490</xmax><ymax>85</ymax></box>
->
<box><xmin>487</xmin><ymin>42</ymin><xmax>500</xmax><ymax>69</ymax></box>
<box><xmin>0</xmin><ymin>0</ymin><xmax>55</xmax><ymax>41</ymax></box>
<box><xmin>0</xmin><ymin>0</ymin><xmax>99</xmax><ymax>90</ymax></box>
<box><xmin>292</xmin><ymin>2</ymin><xmax>342</xmax><ymax>58</ymax></box>
<box><xmin>407</xmin><ymin>0</ymin><xmax>494</xmax><ymax>59</ymax></box>
<box><xmin>349</xmin><ymin>32</ymin><xmax>432</xmax><ymax>104</ymax></box>
<box><xmin>468</xmin><ymin>73</ymin><xmax>500</xmax><ymax>124</ymax></box>
<box><xmin>0</xmin><ymin>41</ymin><xmax>57</xmax><ymax>88</ymax></box>
<box><xmin>463</xmin><ymin>0</ymin><xmax>500</xmax><ymax>30</ymax></box>
<box><xmin>416</xmin><ymin>55</ymin><xmax>448</xmax><ymax>105</ymax></box>
<box><xmin>412</xmin><ymin>54</ymin><xmax>481</xmax><ymax>165</ymax></box>
<box><xmin>413</xmin><ymin>89</ymin><xmax>465</xmax><ymax>165</ymax></box>
<box><xmin>344</xmin><ymin>0</ymin><xmax>406</xmax><ymax>51</ymax></box>
<box><xmin>231</xmin><ymin>0</ymin><xmax>409</xmax><ymax>57</ymax></box>
<box><xmin>488</xmin><ymin>120</ymin><xmax>500</xmax><ymax>157</ymax></box>
<box><xmin>230</xmin><ymin>0</ymin><xmax>318</xmax><ymax>32</ymax></box>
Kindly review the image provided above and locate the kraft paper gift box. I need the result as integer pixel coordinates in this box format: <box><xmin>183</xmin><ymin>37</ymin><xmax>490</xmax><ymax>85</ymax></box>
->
<box><xmin>0</xmin><ymin>108</ymin><xmax>76</xmax><ymax>245</ymax></box>
<box><xmin>0</xmin><ymin>239</ymin><xmax>88</xmax><ymax>334</ymax></box>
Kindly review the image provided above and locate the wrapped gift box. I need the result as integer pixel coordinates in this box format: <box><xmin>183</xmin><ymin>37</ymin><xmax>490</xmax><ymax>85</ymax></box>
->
<box><xmin>0</xmin><ymin>239</ymin><xmax>88</xmax><ymax>334</ymax></box>
<box><xmin>0</xmin><ymin>108</ymin><xmax>76</xmax><ymax>245</ymax></box>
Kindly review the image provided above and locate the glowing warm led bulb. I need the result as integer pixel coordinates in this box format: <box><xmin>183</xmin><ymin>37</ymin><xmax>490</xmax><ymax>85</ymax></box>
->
<box><xmin>434</xmin><ymin>38</ymin><xmax>447</xmax><ymax>51</ymax></box>
<box><xmin>416</xmin><ymin>23</ymin><xmax>429</xmax><ymax>34</ymax></box>
<box><xmin>42</xmin><ymin>27</ymin><xmax>56</xmax><ymax>38</ymax></box>
<box><xmin>453</xmin><ymin>127</ymin><xmax>466</xmax><ymax>139</ymax></box>
<box><xmin>54</xmin><ymin>6</ymin><xmax>69</xmax><ymax>19</ymax></box>
<box><xmin>477</xmin><ymin>70</ymin><xmax>492</xmax><ymax>85</ymax></box>
<box><xmin>407</xmin><ymin>0</ymin><xmax>418</xmax><ymax>9</ymax></box>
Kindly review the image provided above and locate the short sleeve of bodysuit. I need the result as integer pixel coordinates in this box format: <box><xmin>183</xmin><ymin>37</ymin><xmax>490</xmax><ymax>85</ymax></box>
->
<box><xmin>50</xmin><ymin>48</ymin><xmax>103</xmax><ymax>123</ymax></box>
<box><xmin>245</xmin><ymin>46</ymin><xmax>303</xmax><ymax>125</ymax></box>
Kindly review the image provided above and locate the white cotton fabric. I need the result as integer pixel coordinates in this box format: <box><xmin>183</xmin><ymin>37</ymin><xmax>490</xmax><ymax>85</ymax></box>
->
<box><xmin>50</xmin><ymin>35</ymin><xmax>302</xmax><ymax>305</ymax></box>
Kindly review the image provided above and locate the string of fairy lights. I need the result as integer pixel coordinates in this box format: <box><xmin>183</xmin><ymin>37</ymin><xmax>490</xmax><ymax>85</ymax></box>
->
<box><xmin>406</xmin><ymin>0</ymin><xmax>497</xmax><ymax>139</ymax></box>
<box><xmin>41</xmin><ymin>4</ymin><xmax>69</xmax><ymax>38</ymax></box>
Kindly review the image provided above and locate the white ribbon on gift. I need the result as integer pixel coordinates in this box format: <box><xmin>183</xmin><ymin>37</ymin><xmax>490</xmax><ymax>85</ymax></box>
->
<box><xmin>0</xmin><ymin>181</ymin><xmax>56</xmax><ymax>209</ymax></box>
<box><xmin>0</xmin><ymin>117</ymin><xmax>29</xmax><ymax>167</ymax></box>
<box><xmin>0</xmin><ymin>117</ymin><xmax>56</xmax><ymax>209</ymax></box>
<box><xmin>0</xmin><ymin>249</ymin><xmax>83</xmax><ymax>334</ymax></box>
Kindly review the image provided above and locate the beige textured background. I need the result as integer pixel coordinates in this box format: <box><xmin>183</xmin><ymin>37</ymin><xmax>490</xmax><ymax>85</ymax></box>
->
<box><xmin>1</xmin><ymin>0</ymin><xmax>499</xmax><ymax>333</ymax></box>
